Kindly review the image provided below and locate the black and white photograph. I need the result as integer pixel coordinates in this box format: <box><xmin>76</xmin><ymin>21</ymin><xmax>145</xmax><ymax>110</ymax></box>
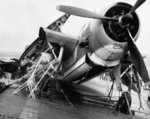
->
<box><xmin>0</xmin><ymin>0</ymin><xmax>150</xmax><ymax>119</ymax></box>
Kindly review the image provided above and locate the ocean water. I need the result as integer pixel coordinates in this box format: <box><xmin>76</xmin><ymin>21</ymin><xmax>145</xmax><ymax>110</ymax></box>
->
<box><xmin>0</xmin><ymin>52</ymin><xmax>21</xmax><ymax>61</ymax></box>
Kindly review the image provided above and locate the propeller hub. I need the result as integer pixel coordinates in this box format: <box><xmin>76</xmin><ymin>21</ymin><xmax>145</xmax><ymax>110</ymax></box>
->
<box><xmin>119</xmin><ymin>14</ymin><xmax>133</xmax><ymax>26</ymax></box>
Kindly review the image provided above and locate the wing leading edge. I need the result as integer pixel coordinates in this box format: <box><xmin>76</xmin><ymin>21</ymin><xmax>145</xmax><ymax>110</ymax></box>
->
<box><xmin>39</xmin><ymin>28</ymin><xmax>78</xmax><ymax>48</ymax></box>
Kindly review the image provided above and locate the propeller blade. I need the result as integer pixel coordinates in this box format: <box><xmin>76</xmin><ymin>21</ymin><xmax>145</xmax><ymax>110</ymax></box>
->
<box><xmin>129</xmin><ymin>0</ymin><xmax>146</xmax><ymax>14</ymax></box>
<box><xmin>57</xmin><ymin>5</ymin><xmax>118</xmax><ymax>22</ymax></box>
<box><xmin>126</xmin><ymin>29</ymin><xmax>149</xmax><ymax>83</ymax></box>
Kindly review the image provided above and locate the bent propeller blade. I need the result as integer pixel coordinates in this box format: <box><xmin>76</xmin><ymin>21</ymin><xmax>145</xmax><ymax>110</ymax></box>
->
<box><xmin>127</xmin><ymin>29</ymin><xmax>149</xmax><ymax>83</ymax></box>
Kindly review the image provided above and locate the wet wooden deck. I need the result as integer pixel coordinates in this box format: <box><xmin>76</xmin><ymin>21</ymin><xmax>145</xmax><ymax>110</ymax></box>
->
<box><xmin>0</xmin><ymin>82</ymin><xmax>149</xmax><ymax>119</ymax></box>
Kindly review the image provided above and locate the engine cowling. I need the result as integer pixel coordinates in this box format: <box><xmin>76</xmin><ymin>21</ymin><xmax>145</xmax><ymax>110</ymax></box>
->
<box><xmin>80</xmin><ymin>2</ymin><xmax>140</xmax><ymax>62</ymax></box>
<box><xmin>103</xmin><ymin>2</ymin><xmax>140</xmax><ymax>43</ymax></box>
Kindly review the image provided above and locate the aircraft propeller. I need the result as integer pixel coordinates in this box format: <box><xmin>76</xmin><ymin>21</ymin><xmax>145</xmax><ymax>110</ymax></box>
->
<box><xmin>129</xmin><ymin>0</ymin><xmax>146</xmax><ymax>14</ymax></box>
<box><xmin>56</xmin><ymin>5</ymin><xmax>118</xmax><ymax>22</ymax></box>
<box><xmin>57</xmin><ymin>0</ymin><xmax>149</xmax><ymax>82</ymax></box>
<box><xmin>126</xmin><ymin>28</ymin><xmax>149</xmax><ymax>83</ymax></box>
<box><xmin>57</xmin><ymin>0</ymin><xmax>146</xmax><ymax>24</ymax></box>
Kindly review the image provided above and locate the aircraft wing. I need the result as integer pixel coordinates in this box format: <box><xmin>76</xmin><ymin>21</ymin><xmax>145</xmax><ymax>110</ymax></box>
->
<box><xmin>40</xmin><ymin>28</ymin><xmax>78</xmax><ymax>48</ymax></box>
<box><xmin>20</xmin><ymin>13</ymin><xmax>70</xmax><ymax>60</ymax></box>
<box><xmin>46</xmin><ymin>13</ymin><xmax>70</xmax><ymax>31</ymax></box>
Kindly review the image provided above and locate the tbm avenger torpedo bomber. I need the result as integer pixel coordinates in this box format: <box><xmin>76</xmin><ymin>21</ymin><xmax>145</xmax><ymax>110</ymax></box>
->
<box><xmin>0</xmin><ymin>0</ymin><xmax>149</xmax><ymax>115</ymax></box>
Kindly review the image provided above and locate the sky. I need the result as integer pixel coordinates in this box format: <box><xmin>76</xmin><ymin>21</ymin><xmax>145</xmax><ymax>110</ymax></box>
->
<box><xmin>0</xmin><ymin>0</ymin><xmax>150</xmax><ymax>56</ymax></box>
